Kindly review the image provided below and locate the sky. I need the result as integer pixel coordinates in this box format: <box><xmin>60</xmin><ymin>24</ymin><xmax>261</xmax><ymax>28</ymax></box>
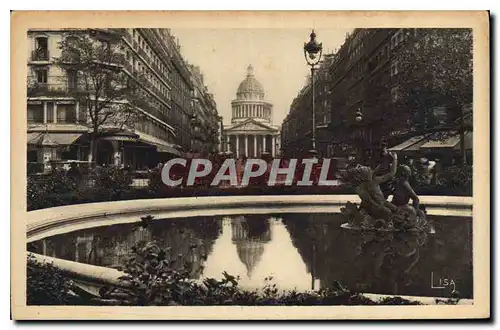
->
<box><xmin>171</xmin><ymin>28</ymin><xmax>352</xmax><ymax>126</ymax></box>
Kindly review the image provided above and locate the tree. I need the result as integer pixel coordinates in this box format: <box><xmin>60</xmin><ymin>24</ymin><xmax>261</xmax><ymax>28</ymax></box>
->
<box><xmin>54</xmin><ymin>30</ymin><xmax>142</xmax><ymax>165</ymax></box>
<box><xmin>394</xmin><ymin>28</ymin><xmax>473</xmax><ymax>163</ymax></box>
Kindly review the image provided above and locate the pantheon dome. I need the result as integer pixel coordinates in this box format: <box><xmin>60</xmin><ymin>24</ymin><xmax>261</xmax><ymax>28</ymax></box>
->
<box><xmin>222</xmin><ymin>65</ymin><xmax>281</xmax><ymax>158</ymax></box>
<box><xmin>236</xmin><ymin>65</ymin><xmax>265</xmax><ymax>97</ymax></box>
<box><xmin>230</xmin><ymin>65</ymin><xmax>272</xmax><ymax>124</ymax></box>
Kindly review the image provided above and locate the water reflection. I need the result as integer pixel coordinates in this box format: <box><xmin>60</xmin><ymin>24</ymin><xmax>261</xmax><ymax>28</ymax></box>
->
<box><xmin>28</xmin><ymin>216</ymin><xmax>223</xmax><ymax>279</ymax></box>
<box><xmin>28</xmin><ymin>213</ymin><xmax>472</xmax><ymax>298</ymax></box>
<box><xmin>282</xmin><ymin>214</ymin><xmax>472</xmax><ymax>298</ymax></box>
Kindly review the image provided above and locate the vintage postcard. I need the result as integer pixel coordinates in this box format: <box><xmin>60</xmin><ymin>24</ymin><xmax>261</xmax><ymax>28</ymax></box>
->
<box><xmin>11</xmin><ymin>11</ymin><xmax>489</xmax><ymax>320</ymax></box>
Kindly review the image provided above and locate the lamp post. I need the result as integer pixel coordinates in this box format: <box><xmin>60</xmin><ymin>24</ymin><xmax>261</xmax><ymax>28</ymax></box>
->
<box><xmin>354</xmin><ymin>108</ymin><xmax>364</xmax><ymax>161</ymax></box>
<box><xmin>304</xmin><ymin>29</ymin><xmax>323</xmax><ymax>156</ymax></box>
<box><xmin>217</xmin><ymin>115</ymin><xmax>224</xmax><ymax>154</ymax></box>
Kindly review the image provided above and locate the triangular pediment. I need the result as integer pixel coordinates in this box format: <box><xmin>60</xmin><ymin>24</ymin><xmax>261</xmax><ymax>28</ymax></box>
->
<box><xmin>227</xmin><ymin>118</ymin><xmax>278</xmax><ymax>132</ymax></box>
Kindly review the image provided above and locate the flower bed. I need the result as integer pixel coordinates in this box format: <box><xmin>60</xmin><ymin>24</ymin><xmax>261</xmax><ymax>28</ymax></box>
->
<box><xmin>27</xmin><ymin>165</ymin><xmax>472</xmax><ymax>211</ymax></box>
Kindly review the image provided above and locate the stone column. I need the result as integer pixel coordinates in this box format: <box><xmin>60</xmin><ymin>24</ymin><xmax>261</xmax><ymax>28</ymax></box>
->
<box><xmin>236</xmin><ymin>134</ymin><xmax>239</xmax><ymax>158</ymax></box>
<box><xmin>245</xmin><ymin>135</ymin><xmax>248</xmax><ymax>156</ymax></box>
<box><xmin>53</xmin><ymin>102</ymin><xmax>58</xmax><ymax>124</ymax></box>
<box><xmin>43</xmin><ymin>101</ymin><xmax>47</xmax><ymax>124</ymax></box>
<box><xmin>263</xmin><ymin>135</ymin><xmax>266</xmax><ymax>153</ymax></box>
<box><xmin>272</xmin><ymin>135</ymin><xmax>276</xmax><ymax>157</ymax></box>
<box><xmin>111</xmin><ymin>140</ymin><xmax>122</xmax><ymax>166</ymax></box>
<box><xmin>226</xmin><ymin>135</ymin><xmax>230</xmax><ymax>153</ymax></box>
<box><xmin>253</xmin><ymin>134</ymin><xmax>257</xmax><ymax>157</ymax></box>
<box><xmin>75</xmin><ymin>101</ymin><xmax>79</xmax><ymax>123</ymax></box>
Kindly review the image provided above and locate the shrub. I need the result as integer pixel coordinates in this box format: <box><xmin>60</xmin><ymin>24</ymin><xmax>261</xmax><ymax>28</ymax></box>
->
<box><xmin>438</xmin><ymin>164</ymin><xmax>473</xmax><ymax>190</ymax></box>
<box><xmin>26</xmin><ymin>255</ymin><xmax>76</xmax><ymax>305</ymax></box>
<box><xmin>27</xmin><ymin>170</ymin><xmax>79</xmax><ymax>210</ymax></box>
<box><xmin>90</xmin><ymin>167</ymin><xmax>133</xmax><ymax>199</ymax></box>
<box><xmin>147</xmin><ymin>168</ymin><xmax>163</xmax><ymax>192</ymax></box>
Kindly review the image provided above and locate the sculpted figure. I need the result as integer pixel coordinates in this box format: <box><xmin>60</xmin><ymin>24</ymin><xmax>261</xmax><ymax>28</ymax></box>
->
<box><xmin>355</xmin><ymin>151</ymin><xmax>399</xmax><ymax>222</ymax></box>
<box><xmin>392</xmin><ymin>165</ymin><xmax>427</xmax><ymax>229</ymax></box>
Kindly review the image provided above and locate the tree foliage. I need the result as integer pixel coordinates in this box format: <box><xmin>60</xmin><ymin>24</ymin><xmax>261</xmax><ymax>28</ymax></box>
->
<box><xmin>27</xmin><ymin>255</ymin><xmax>76</xmax><ymax>305</ymax></box>
<box><xmin>53</xmin><ymin>30</ymin><xmax>143</xmax><ymax>161</ymax></box>
<box><xmin>395</xmin><ymin>28</ymin><xmax>473</xmax><ymax>131</ymax></box>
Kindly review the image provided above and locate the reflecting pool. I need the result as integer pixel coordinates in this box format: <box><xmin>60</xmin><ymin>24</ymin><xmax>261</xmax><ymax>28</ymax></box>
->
<box><xmin>28</xmin><ymin>213</ymin><xmax>472</xmax><ymax>298</ymax></box>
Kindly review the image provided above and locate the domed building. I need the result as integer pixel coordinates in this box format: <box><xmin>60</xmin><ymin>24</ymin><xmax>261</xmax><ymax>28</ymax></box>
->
<box><xmin>231</xmin><ymin>216</ymin><xmax>272</xmax><ymax>278</ymax></box>
<box><xmin>223</xmin><ymin>65</ymin><xmax>281</xmax><ymax>157</ymax></box>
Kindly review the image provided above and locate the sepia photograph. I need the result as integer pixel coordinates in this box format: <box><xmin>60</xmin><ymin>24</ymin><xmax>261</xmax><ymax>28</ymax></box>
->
<box><xmin>11</xmin><ymin>10</ymin><xmax>489</xmax><ymax>320</ymax></box>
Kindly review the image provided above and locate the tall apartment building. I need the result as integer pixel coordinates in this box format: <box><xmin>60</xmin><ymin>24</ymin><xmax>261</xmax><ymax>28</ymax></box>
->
<box><xmin>27</xmin><ymin>28</ymin><xmax>219</xmax><ymax>172</ymax></box>
<box><xmin>281</xmin><ymin>54</ymin><xmax>336</xmax><ymax>157</ymax></box>
<box><xmin>189</xmin><ymin>64</ymin><xmax>220</xmax><ymax>155</ymax></box>
<box><xmin>282</xmin><ymin>28</ymin><xmax>469</xmax><ymax>159</ymax></box>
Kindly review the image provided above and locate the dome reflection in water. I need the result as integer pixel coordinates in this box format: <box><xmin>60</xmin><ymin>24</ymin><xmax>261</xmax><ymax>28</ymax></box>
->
<box><xmin>27</xmin><ymin>213</ymin><xmax>472</xmax><ymax>298</ymax></box>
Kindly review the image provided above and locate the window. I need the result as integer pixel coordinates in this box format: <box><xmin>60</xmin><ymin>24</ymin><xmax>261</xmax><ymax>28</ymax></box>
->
<box><xmin>46</xmin><ymin>102</ymin><xmax>54</xmax><ymax>123</ymax></box>
<box><xmin>57</xmin><ymin>104</ymin><xmax>76</xmax><ymax>123</ymax></box>
<box><xmin>34</xmin><ymin>36</ymin><xmax>49</xmax><ymax>60</ymax></box>
<box><xmin>67</xmin><ymin>70</ymin><xmax>78</xmax><ymax>90</ymax></box>
<box><xmin>35</xmin><ymin>37</ymin><xmax>48</xmax><ymax>50</ymax></box>
<box><xmin>37</xmin><ymin>69</ymin><xmax>48</xmax><ymax>84</ymax></box>
<box><xmin>27</xmin><ymin>104</ymin><xmax>44</xmax><ymax>123</ymax></box>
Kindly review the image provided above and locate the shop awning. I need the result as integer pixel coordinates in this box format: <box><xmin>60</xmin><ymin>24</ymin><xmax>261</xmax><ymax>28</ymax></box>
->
<box><xmin>136</xmin><ymin>131</ymin><xmax>180</xmax><ymax>156</ymax></box>
<box><xmin>388</xmin><ymin>132</ymin><xmax>472</xmax><ymax>153</ymax></box>
<box><xmin>421</xmin><ymin>131</ymin><xmax>473</xmax><ymax>150</ymax></box>
<box><xmin>387</xmin><ymin>135</ymin><xmax>425</xmax><ymax>152</ymax></box>
<box><xmin>27</xmin><ymin>132</ymin><xmax>83</xmax><ymax>146</ymax></box>
<box><xmin>157</xmin><ymin>144</ymin><xmax>181</xmax><ymax>156</ymax></box>
<box><xmin>27</xmin><ymin>133</ymin><xmax>43</xmax><ymax>144</ymax></box>
<box><xmin>99</xmin><ymin>129</ymin><xmax>139</xmax><ymax>142</ymax></box>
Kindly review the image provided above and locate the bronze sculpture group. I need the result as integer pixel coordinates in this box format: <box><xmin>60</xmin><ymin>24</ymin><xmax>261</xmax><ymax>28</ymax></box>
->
<box><xmin>341</xmin><ymin>149</ymin><xmax>431</xmax><ymax>232</ymax></box>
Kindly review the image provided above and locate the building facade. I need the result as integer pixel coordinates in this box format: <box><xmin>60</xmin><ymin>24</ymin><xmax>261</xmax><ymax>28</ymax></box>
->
<box><xmin>223</xmin><ymin>65</ymin><xmax>280</xmax><ymax>158</ymax></box>
<box><xmin>282</xmin><ymin>28</ymin><xmax>472</xmax><ymax>160</ymax></box>
<box><xmin>189</xmin><ymin>64</ymin><xmax>220</xmax><ymax>155</ymax></box>
<box><xmin>27</xmin><ymin>28</ymin><xmax>219</xmax><ymax>172</ymax></box>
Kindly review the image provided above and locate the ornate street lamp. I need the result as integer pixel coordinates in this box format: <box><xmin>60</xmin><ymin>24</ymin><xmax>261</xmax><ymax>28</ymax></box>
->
<box><xmin>354</xmin><ymin>108</ymin><xmax>364</xmax><ymax>160</ymax></box>
<box><xmin>304</xmin><ymin>30</ymin><xmax>323</xmax><ymax>156</ymax></box>
<box><xmin>355</xmin><ymin>108</ymin><xmax>363</xmax><ymax>123</ymax></box>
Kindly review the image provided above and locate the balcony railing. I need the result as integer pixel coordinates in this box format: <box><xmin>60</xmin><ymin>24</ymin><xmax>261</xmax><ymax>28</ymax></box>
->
<box><xmin>137</xmin><ymin>47</ymin><xmax>151</xmax><ymax>63</ymax></box>
<box><xmin>28</xmin><ymin>83</ymin><xmax>76</xmax><ymax>97</ymax></box>
<box><xmin>134</xmin><ymin>98</ymin><xmax>168</xmax><ymax>122</ymax></box>
<box><xmin>123</xmin><ymin>61</ymin><xmax>134</xmax><ymax>74</ymax></box>
<box><xmin>136</xmin><ymin>74</ymin><xmax>167</xmax><ymax>104</ymax></box>
<box><xmin>31</xmin><ymin>49</ymin><xmax>49</xmax><ymax>62</ymax></box>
